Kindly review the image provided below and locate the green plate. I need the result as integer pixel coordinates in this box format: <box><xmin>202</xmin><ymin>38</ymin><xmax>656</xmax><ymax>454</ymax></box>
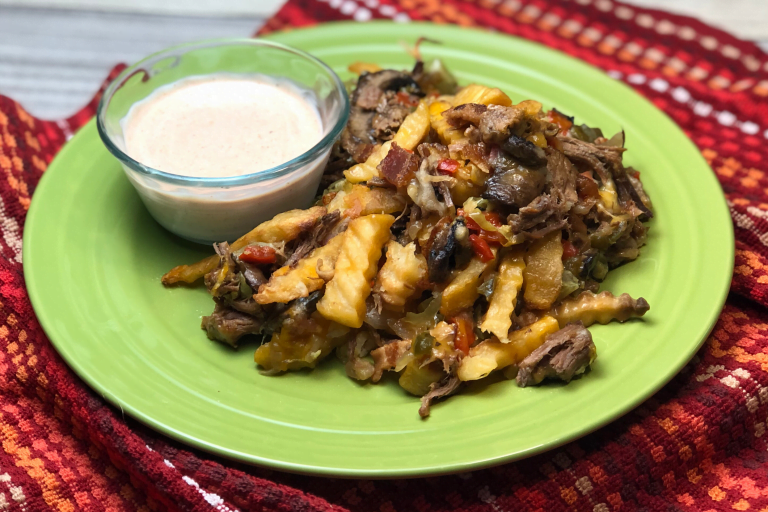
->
<box><xmin>23</xmin><ymin>22</ymin><xmax>733</xmax><ymax>477</ymax></box>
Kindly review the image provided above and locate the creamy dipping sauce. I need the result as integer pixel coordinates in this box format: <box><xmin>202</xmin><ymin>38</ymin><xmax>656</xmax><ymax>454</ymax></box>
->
<box><xmin>123</xmin><ymin>75</ymin><xmax>323</xmax><ymax>177</ymax></box>
<box><xmin>114</xmin><ymin>73</ymin><xmax>336</xmax><ymax>244</ymax></box>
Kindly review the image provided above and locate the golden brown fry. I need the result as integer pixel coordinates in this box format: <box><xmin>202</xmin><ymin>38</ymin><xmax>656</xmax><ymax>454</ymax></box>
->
<box><xmin>316</xmin><ymin>214</ymin><xmax>395</xmax><ymax>328</ymax></box>
<box><xmin>522</xmin><ymin>230</ymin><xmax>563</xmax><ymax>310</ymax></box>
<box><xmin>327</xmin><ymin>184</ymin><xmax>407</xmax><ymax>218</ymax></box>
<box><xmin>161</xmin><ymin>206</ymin><xmax>326</xmax><ymax>285</ymax></box>
<box><xmin>348</xmin><ymin>61</ymin><xmax>383</xmax><ymax>75</ymax></box>
<box><xmin>480</xmin><ymin>250</ymin><xmax>525</xmax><ymax>342</ymax></box>
<box><xmin>551</xmin><ymin>290</ymin><xmax>650</xmax><ymax>328</ymax></box>
<box><xmin>254</xmin><ymin>234</ymin><xmax>345</xmax><ymax>304</ymax></box>
<box><xmin>374</xmin><ymin>241</ymin><xmax>427</xmax><ymax>310</ymax></box>
<box><xmin>457</xmin><ymin>315</ymin><xmax>560</xmax><ymax>381</ymax></box>
<box><xmin>440</xmin><ymin>253</ymin><xmax>497</xmax><ymax>318</ymax></box>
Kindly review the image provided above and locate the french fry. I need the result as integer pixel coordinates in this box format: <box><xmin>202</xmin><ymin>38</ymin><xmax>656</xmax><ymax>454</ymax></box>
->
<box><xmin>348</xmin><ymin>62</ymin><xmax>382</xmax><ymax>75</ymax></box>
<box><xmin>551</xmin><ymin>291</ymin><xmax>650</xmax><ymax>327</ymax></box>
<box><xmin>440</xmin><ymin>253</ymin><xmax>497</xmax><ymax>318</ymax></box>
<box><xmin>345</xmin><ymin>102</ymin><xmax>430</xmax><ymax>183</ymax></box>
<box><xmin>457</xmin><ymin>315</ymin><xmax>560</xmax><ymax>381</ymax></box>
<box><xmin>374</xmin><ymin>241</ymin><xmax>428</xmax><ymax>310</ymax></box>
<box><xmin>522</xmin><ymin>230</ymin><xmax>563</xmax><ymax>310</ymax></box>
<box><xmin>254</xmin><ymin>234</ymin><xmax>345</xmax><ymax>304</ymax></box>
<box><xmin>316</xmin><ymin>214</ymin><xmax>395</xmax><ymax>328</ymax></box>
<box><xmin>480</xmin><ymin>250</ymin><xmax>525</xmax><ymax>342</ymax></box>
<box><xmin>327</xmin><ymin>184</ymin><xmax>407</xmax><ymax>218</ymax></box>
<box><xmin>161</xmin><ymin>206</ymin><xmax>326</xmax><ymax>285</ymax></box>
<box><xmin>454</xmin><ymin>84</ymin><xmax>513</xmax><ymax>107</ymax></box>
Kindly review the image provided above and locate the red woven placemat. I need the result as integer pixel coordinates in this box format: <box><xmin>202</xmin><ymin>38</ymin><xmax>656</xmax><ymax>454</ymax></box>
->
<box><xmin>2</xmin><ymin>1</ymin><xmax>768</xmax><ymax>510</ymax></box>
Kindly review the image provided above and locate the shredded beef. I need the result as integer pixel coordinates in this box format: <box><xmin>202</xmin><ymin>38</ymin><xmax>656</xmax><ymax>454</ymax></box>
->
<box><xmin>479</xmin><ymin>105</ymin><xmax>525</xmax><ymax>144</ymax></box>
<box><xmin>516</xmin><ymin>322</ymin><xmax>596</xmax><ymax>387</ymax></box>
<box><xmin>419</xmin><ymin>375</ymin><xmax>461</xmax><ymax>418</ymax></box>
<box><xmin>201</xmin><ymin>304</ymin><xmax>263</xmax><ymax>348</ymax></box>
<box><xmin>284</xmin><ymin>211</ymin><xmax>342</xmax><ymax>268</ymax></box>
<box><xmin>442</xmin><ymin>103</ymin><xmax>487</xmax><ymax>128</ymax></box>
<box><xmin>372</xmin><ymin>91</ymin><xmax>413</xmax><ymax>141</ymax></box>
<box><xmin>341</xmin><ymin>70</ymin><xmax>423</xmax><ymax>162</ymax></box>
<box><xmin>371</xmin><ymin>340</ymin><xmax>411</xmax><ymax>382</ymax></box>
<box><xmin>558</xmin><ymin>136</ymin><xmax>624</xmax><ymax>184</ymax></box>
<box><xmin>547</xmin><ymin>147</ymin><xmax>578</xmax><ymax>211</ymax></box>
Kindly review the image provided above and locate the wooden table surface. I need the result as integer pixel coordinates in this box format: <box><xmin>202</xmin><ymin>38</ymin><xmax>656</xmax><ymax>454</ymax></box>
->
<box><xmin>0</xmin><ymin>1</ymin><xmax>766</xmax><ymax>120</ymax></box>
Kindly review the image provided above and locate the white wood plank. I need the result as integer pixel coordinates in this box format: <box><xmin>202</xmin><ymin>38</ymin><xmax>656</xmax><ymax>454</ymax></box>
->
<box><xmin>0</xmin><ymin>7</ymin><xmax>266</xmax><ymax>119</ymax></box>
<box><xmin>0</xmin><ymin>3</ymin><xmax>765</xmax><ymax>120</ymax></box>
<box><xmin>0</xmin><ymin>0</ymin><xmax>283</xmax><ymax>16</ymax></box>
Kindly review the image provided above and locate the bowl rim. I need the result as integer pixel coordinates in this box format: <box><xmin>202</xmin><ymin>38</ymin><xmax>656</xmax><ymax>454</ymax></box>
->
<box><xmin>96</xmin><ymin>37</ymin><xmax>350</xmax><ymax>188</ymax></box>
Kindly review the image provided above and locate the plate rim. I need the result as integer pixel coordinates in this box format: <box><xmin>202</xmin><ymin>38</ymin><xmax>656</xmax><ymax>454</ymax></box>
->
<box><xmin>23</xmin><ymin>20</ymin><xmax>735</xmax><ymax>477</ymax></box>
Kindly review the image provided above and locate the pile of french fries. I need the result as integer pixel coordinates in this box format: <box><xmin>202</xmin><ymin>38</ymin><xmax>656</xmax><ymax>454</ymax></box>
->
<box><xmin>162</xmin><ymin>79</ymin><xmax>650</xmax><ymax>416</ymax></box>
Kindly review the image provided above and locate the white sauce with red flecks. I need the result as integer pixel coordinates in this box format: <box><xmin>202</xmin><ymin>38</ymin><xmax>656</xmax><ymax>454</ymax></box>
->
<box><xmin>123</xmin><ymin>75</ymin><xmax>322</xmax><ymax>177</ymax></box>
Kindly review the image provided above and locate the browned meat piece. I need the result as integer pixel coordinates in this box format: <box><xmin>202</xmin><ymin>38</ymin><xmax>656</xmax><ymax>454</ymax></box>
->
<box><xmin>201</xmin><ymin>304</ymin><xmax>263</xmax><ymax>347</ymax></box>
<box><xmin>505</xmin><ymin>193</ymin><xmax>568</xmax><ymax>240</ymax></box>
<box><xmin>558</xmin><ymin>136</ymin><xmax>624</xmax><ymax>185</ymax></box>
<box><xmin>284</xmin><ymin>210</ymin><xmax>342</xmax><ymax>268</ymax></box>
<box><xmin>371</xmin><ymin>340</ymin><xmax>411</xmax><ymax>382</ymax></box>
<box><xmin>419</xmin><ymin>375</ymin><xmax>461</xmax><ymax>418</ymax></box>
<box><xmin>546</xmin><ymin>147</ymin><xmax>578</xmax><ymax>210</ymax></box>
<box><xmin>372</xmin><ymin>91</ymin><xmax>414</xmax><ymax>141</ymax></box>
<box><xmin>479</xmin><ymin>105</ymin><xmax>525</xmax><ymax>144</ymax></box>
<box><xmin>378</xmin><ymin>142</ymin><xmax>420</xmax><ymax>187</ymax></box>
<box><xmin>483</xmin><ymin>167</ymin><xmax>547</xmax><ymax>208</ymax></box>
<box><xmin>341</xmin><ymin>70</ymin><xmax>423</xmax><ymax>163</ymax></box>
<box><xmin>355</xmin><ymin>70</ymin><xmax>419</xmax><ymax>109</ymax></box>
<box><xmin>500</xmin><ymin>135</ymin><xmax>547</xmax><ymax>167</ymax></box>
<box><xmin>516</xmin><ymin>321</ymin><xmax>596</xmax><ymax>387</ymax></box>
<box><xmin>614</xmin><ymin>172</ymin><xmax>654</xmax><ymax>219</ymax></box>
<box><xmin>442</xmin><ymin>103</ymin><xmax>487</xmax><ymax>128</ymax></box>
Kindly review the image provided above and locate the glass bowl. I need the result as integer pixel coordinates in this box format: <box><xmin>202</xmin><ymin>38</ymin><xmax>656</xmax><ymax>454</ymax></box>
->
<box><xmin>97</xmin><ymin>38</ymin><xmax>349</xmax><ymax>244</ymax></box>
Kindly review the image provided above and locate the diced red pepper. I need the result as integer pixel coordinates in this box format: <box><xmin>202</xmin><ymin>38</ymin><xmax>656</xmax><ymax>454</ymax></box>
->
<box><xmin>458</xmin><ymin>209</ymin><xmax>505</xmax><ymax>245</ymax></box>
<box><xmin>396</xmin><ymin>91</ymin><xmax>419</xmax><ymax>107</ymax></box>
<box><xmin>483</xmin><ymin>211</ymin><xmax>502</xmax><ymax>227</ymax></box>
<box><xmin>631</xmin><ymin>170</ymin><xmax>640</xmax><ymax>179</ymax></box>
<box><xmin>479</xmin><ymin>230</ymin><xmax>505</xmax><ymax>245</ymax></box>
<box><xmin>450</xmin><ymin>312</ymin><xmax>475</xmax><ymax>355</ymax></box>
<box><xmin>548</xmin><ymin>109</ymin><xmax>573</xmax><ymax>134</ymax></box>
<box><xmin>562</xmin><ymin>240</ymin><xmax>579</xmax><ymax>260</ymax></box>
<box><xmin>469</xmin><ymin>234</ymin><xmax>494</xmax><ymax>262</ymax></box>
<box><xmin>239</xmin><ymin>245</ymin><xmax>277</xmax><ymax>265</ymax></box>
<box><xmin>458</xmin><ymin>209</ymin><xmax>481</xmax><ymax>231</ymax></box>
<box><xmin>437</xmin><ymin>158</ymin><xmax>460</xmax><ymax>175</ymax></box>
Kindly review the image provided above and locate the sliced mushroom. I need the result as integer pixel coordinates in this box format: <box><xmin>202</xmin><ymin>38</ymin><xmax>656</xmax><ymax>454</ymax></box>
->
<box><xmin>501</xmin><ymin>135</ymin><xmax>547</xmax><ymax>168</ymax></box>
<box><xmin>426</xmin><ymin>216</ymin><xmax>465</xmax><ymax>283</ymax></box>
